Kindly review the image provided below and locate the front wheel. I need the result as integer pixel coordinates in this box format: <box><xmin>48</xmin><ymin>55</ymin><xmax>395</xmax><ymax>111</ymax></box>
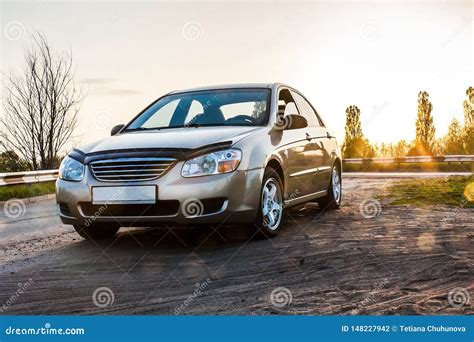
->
<box><xmin>253</xmin><ymin>168</ymin><xmax>285</xmax><ymax>238</ymax></box>
<box><xmin>317</xmin><ymin>164</ymin><xmax>342</xmax><ymax>210</ymax></box>
<box><xmin>73</xmin><ymin>224</ymin><xmax>120</xmax><ymax>241</ymax></box>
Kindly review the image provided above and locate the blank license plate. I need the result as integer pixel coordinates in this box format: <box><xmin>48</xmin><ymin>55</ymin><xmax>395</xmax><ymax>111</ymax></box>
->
<box><xmin>92</xmin><ymin>186</ymin><xmax>156</xmax><ymax>204</ymax></box>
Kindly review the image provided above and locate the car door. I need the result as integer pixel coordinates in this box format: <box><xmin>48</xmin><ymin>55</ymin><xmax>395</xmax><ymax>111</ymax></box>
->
<box><xmin>291</xmin><ymin>90</ymin><xmax>333</xmax><ymax>193</ymax></box>
<box><xmin>275</xmin><ymin>88</ymin><xmax>316</xmax><ymax>199</ymax></box>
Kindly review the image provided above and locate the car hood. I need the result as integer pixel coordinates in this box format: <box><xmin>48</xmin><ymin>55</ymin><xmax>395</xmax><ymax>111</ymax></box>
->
<box><xmin>76</xmin><ymin>126</ymin><xmax>263</xmax><ymax>154</ymax></box>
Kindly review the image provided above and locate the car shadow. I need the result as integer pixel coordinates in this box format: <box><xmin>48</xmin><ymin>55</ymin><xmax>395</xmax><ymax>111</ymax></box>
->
<box><xmin>88</xmin><ymin>202</ymin><xmax>325</xmax><ymax>251</ymax></box>
<box><xmin>106</xmin><ymin>224</ymin><xmax>254</xmax><ymax>250</ymax></box>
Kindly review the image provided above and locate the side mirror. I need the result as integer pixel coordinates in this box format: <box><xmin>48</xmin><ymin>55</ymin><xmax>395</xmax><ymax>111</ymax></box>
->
<box><xmin>273</xmin><ymin>114</ymin><xmax>308</xmax><ymax>130</ymax></box>
<box><xmin>111</xmin><ymin>124</ymin><xmax>124</xmax><ymax>136</ymax></box>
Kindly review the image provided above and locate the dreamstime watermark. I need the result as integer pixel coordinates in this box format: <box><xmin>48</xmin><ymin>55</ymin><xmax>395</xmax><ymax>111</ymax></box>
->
<box><xmin>174</xmin><ymin>278</ymin><xmax>212</xmax><ymax>314</ymax></box>
<box><xmin>5</xmin><ymin>323</ymin><xmax>85</xmax><ymax>336</ymax></box>
<box><xmin>93</xmin><ymin>110</ymin><xmax>112</xmax><ymax>129</ymax></box>
<box><xmin>181</xmin><ymin>198</ymin><xmax>204</xmax><ymax>218</ymax></box>
<box><xmin>3</xmin><ymin>198</ymin><xmax>26</xmax><ymax>219</ymax></box>
<box><xmin>284</xmin><ymin>188</ymin><xmax>300</xmax><ymax>202</ymax></box>
<box><xmin>274</xmin><ymin>112</ymin><xmax>292</xmax><ymax>130</ymax></box>
<box><xmin>447</xmin><ymin>287</ymin><xmax>470</xmax><ymax>308</ymax></box>
<box><xmin>4</xmin><ymin>21</ymin><xmax>26</xmax><ymax>41</ymax></box>
<box><xmin>366</xmin><ymin>101</ymin><xmax>390</xmax><ymax>126</ymax></box>
<box><xmin>270</xmin><ymin>287</ymin><xmax>292</xmax><ymax>308</ymax></box>
<box><xmin>92</xmin><ymin>287</ymin><xmax>115</xmax><ymax>308</ymax></box>
<box><xmin>84</xmin><ymin>190</ymin><xmax>122</xmax><ymax>226</ymax></box>
<box><xmin>359</xmin><ymin>198</ymin><xmax>382</xmax><ymax>218</ymax></box>
<box><xmin>182</xmin><ymin>21</ymin><xmax>203</xmax><ymax>41</ymax></box>
<box><xmin>351</xmin><ymin>278</ymin><xmax>388</xmax><ymax>314</ymax></box>
<box><xmin>359</xmin><ymin>21</ymin><xmax>380</xmax><ymax>42</ymax></box>
<box><xmin>0</xmin><ymin>278</ymin><xmax>34</xmax><ymax>313</ymax></box>
<box><xmin>184</xmin><ymin>100</ymin><xmax>212</xmax><ymax>127</ymax></box>
<box><xmin>441</xmin><ymin>197</ymin><xmax>468</xmax><ymax>224</ymax></box>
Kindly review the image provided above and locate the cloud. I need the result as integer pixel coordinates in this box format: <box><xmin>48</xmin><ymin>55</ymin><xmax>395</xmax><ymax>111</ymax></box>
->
<box><xmin>78</xmin><ymin>78</ymin><xmax>141</xmax><ymax>96</ymax></box>
<box><xmin>78</xmin><ymin>78</ymin><xmax>116</xmax><ymax>85</ymax></box>
<box><xmin>91</xmin><ymin>87</ymin><xmax>141</xmax><ymax>96</ymax></box>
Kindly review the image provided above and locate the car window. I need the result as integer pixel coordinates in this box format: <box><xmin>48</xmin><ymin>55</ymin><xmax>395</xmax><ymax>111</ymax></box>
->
<box><xmin>291</xmin><ymin>91</ymin><xmax>321</xmax><ymax>127</ymax></box>
<box><xmin>283</xmin><ymin>102</ymin><xmax>299</xmax><ymax>116</ymax></box>
<box><xmin>278</xmin><ymin>88</ymin><xmax>300</xmax><ymax>115</ymax></box>
<box><xmin>141</xmin><ymin>99</ymin><xmax>179</xmax><ymax>128</ymax></box>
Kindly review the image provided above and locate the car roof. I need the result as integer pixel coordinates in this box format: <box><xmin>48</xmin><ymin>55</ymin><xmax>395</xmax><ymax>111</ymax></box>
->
<box><xmin>167</xmin><ymin>83</ymin><xmax>287</xmax><ymax>94</ymax></box>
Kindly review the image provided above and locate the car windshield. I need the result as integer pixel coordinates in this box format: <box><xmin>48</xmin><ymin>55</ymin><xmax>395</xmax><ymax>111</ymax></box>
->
<box><xmin>125</xmin><ymin>88</ymin><xmax>271</xmax><ymax>131</ymax></box>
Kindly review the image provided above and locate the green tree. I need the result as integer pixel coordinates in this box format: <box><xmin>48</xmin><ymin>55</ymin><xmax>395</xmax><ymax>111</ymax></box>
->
<box><xmin>463</xmin><ymin>86</ymin><xmax>474</xmax><ymax>154</ymax></box>
<box><xmin>0</xmin><ymin>150</ymin><xmax>28</xmax><ymax>172</ymax></box>
<box><xmin>377</xmin><ymin>143</ymin><xmax>388</xmax><ymax>157</ymax></box>
<box><xmin>342</xmin><ymin>105</ymin><xmax>374</xmax><ymax>158</ymax></box>
<box><xmin>443</xmin><ymin>118</ymin><xmax>465</xmax><ymax>154</ymax></box>
<box><xmin>463</xmin><ymin>126</ymin><xmax>474</xmax><ymax>154</ymax></box>
<box><xmin>392</xmin><ymin>140</ymin><xmax>410</xmax><ymax>157</ymax></box>
<box><xmin>411</xmin><ymin>91</ymin><xmax>436</xmax><ymax>155</ymax></box>
<box><xmin>343</xmin><ymin>105</ymin><xmax>363</xmax><ymax>140</ymax></box>
<box><xmin>464</xmin><ymin>86</ymin><xmax>474</xmax><ymax>126</ymax></box>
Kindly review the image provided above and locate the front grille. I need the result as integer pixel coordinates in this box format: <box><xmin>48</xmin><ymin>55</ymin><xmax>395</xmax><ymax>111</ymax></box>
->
<box><xmin>89</xmin><ymin>157</ymin><xmax>176</xmax><ymax>182</ymax></box>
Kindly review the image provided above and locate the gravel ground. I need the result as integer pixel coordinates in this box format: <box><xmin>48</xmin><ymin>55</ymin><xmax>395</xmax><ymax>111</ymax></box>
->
<box><xmin>0</xmin><ymin>176</ymin><xmax>472</xmax><ymax>315</ymax></box>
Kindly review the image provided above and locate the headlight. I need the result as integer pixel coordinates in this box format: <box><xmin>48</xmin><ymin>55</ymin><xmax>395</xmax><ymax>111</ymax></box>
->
<box><xmin>181</xmin><ymin>149</ymin><xmax>242</xmax><ymax>177</ymax></box>
<box><xmin>59</xmin><ymin>156</ymin><xmax>85</xmax><ymax>181</ymax></box>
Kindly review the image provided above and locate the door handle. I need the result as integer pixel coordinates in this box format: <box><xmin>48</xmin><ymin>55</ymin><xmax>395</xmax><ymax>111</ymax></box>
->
<box><xmin>326</xmin><ymin>132</ymin><xmax>332</xmax><ymax>139</ymax></box>
<box><xmin>305</xmin><ymin>132</ymin><xmax>312</xmax><ymax>141</ymax></box>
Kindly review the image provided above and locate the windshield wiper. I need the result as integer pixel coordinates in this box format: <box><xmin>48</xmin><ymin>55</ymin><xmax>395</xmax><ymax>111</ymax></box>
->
<box><xmin>166</xmin><ymin>123</ymin><xmax>223</xmax><ymax>128</ymax></box>
<box><xmin>184</xmin><ymin>123</ymin><xmax>224</xmax><ymax>128</ymax></box>
<box><xmin>125</xmin><ymin>123</ymin><xmax>225</xmax><ymax>132</ymax></box>
<box><xmin>124</xmin><ymin>127</ymin><xmax>161</xmax><ymax>132</ymax></box>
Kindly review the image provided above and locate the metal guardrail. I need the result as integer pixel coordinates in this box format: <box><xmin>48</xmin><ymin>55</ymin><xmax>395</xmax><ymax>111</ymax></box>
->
<box><xmin>0</xmin><ymin>155</ymin><xmax>472</xmax><ymax>186</ymax></box>
<box><xmin>0</xmin><ymin>170</ymin><xmax>59</xmax><ymax>186</ymax></box>
<box><xmin>343</xmin><ymin>155</ymin><xmax>474</xmax><ymax>164</ymax></box>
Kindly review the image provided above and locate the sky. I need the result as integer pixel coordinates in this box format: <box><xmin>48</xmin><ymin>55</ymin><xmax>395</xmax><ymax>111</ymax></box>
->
<box><xmin>1</xmin><ymin>0</ymin><xmax>473</xmax><ymax>149</ymax></box>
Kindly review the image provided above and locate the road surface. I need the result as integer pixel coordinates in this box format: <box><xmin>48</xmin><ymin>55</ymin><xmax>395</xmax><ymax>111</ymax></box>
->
<box><xmin>0</xmin><ymin>175</ymin><xmax>472</xmax><ymax>315</ymax></box>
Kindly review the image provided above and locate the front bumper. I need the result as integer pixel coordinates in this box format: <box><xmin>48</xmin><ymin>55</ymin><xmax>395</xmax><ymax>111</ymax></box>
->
<box><xmin>56</xmin><ymin>162</ymin><xmax>264</xmax><ymax>226</ymax></box>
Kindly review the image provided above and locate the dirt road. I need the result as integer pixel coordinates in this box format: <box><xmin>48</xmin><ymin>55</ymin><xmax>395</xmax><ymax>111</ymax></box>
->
<box><xmin>0</xmin><ymin>175</ymin><xmax>472</xmax><ymax>315</ymax></box>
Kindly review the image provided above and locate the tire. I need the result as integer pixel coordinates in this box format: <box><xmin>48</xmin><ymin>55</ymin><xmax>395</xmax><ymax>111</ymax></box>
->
<box><xmin>73</xmin><ymin>224</ymin><xmax>120</xmax><ymax>241</ymax></box>
<box><xmin>253</xmin><ymin>168</ymin><xmax>285</xmax><ymax>238</ymax></box>
<box><xmin>317</xmin><ymin>164</ymin><xmax>342</xmax><ymax>210</ymax></box>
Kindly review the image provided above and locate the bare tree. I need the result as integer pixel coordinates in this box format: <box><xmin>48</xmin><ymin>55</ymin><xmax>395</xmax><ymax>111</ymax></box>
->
<box><xmin>1</xmin><ymin>32</ymin><xmax>83</xmax><ymax>170</ymax></box>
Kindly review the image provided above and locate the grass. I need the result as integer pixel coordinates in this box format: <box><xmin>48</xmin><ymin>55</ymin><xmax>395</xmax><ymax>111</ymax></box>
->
<box><xmin>381</xmin><ymin>175</ymin><xmax>474</xmax><ymax>207</ymax></box>
<box><xmin>0</xmin><ymin>181</ymin><xmax>56</xmax><ymax>201</ymax></box>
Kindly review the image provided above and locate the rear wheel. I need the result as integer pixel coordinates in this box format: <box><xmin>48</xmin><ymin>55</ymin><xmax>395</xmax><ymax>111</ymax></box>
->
<box><xmin>317</xmin><ymin>164</ymin><xmax>342</xmax><ymax>210</ymax></box>
<box><xmin>73</xmin><ymin>224</ymin><xmax>120</xmax><ymax>241</ymax></box>
<box><xmin>253</xmin><ymin>168</ymin><xmax>284</xmax><ymax>238</ymax></box>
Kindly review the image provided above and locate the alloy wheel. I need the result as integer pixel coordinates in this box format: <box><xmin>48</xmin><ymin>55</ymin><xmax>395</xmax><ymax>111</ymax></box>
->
<box><xmin>332</xmin><ymin>166</ymin><xmax>341</xmax><ymax>204</ymax></box>
<box><xmin>261</xmin><ymin>177</ymin><xmax>283</xmax><ymax>230</ymax></box>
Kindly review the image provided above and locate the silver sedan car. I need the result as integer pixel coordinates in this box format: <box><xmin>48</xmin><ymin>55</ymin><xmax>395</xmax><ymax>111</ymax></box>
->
<box><xmin>56</xmin><ymin>83</ymin><xmax>342</xmax><ymax>240</ymax></box>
